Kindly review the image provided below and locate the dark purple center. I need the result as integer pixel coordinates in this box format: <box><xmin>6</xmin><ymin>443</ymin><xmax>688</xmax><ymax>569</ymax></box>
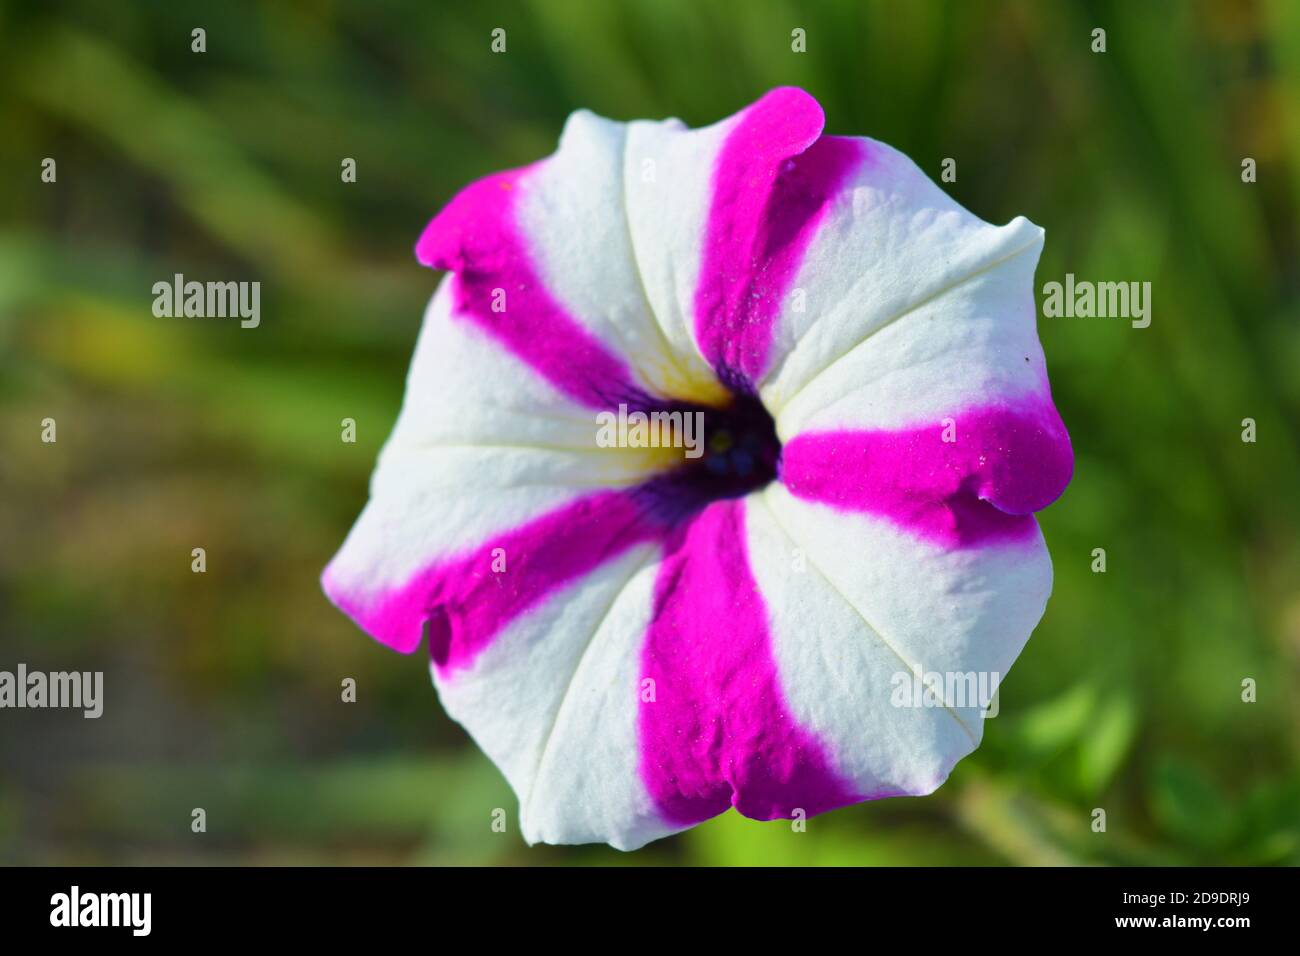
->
<box><xmin>633</xmin><ymin>391</ymin><xmax>781</xmax><ymax>525</ymax></box>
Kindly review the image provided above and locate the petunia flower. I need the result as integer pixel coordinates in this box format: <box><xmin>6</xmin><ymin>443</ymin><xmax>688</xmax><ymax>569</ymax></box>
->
<box><xmin>322</xmin><ymin>87</ymin><xmax>1073</xmax><ymax>850</ymax></box>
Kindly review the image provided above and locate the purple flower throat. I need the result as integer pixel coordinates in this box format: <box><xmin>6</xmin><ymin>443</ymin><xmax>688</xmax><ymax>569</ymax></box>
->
<box><xmin>634</xmin><ymin>390</ymin><xmax>781</xmax><ymax>525</ymax></box>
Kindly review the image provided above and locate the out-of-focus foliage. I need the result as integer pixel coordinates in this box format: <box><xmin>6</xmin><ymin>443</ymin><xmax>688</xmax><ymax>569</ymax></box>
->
<box><xmin>1</xmin><ymin>0</ymin><xmax>1297</xmax><ymax>865</ymax></box>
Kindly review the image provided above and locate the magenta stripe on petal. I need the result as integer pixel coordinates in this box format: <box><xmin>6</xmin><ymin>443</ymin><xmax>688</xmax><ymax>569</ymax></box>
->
<box><xmin>694</xmin><ymin>87</ymin><xmax>863</xmax><ymax>389</ymax></box>
<box><xmin>781</xmin><ymin>400</ymin><xmax>1075</xmax><ymax>548</ymax></box>
<box><xmin>639</xmin><ymin>499</ymin><xmax>860</xmax><ymax>827</ymax></box>
<box><xmin>416</xmin><ymin>166</ymin><xmax>646</xmax><ymax>409</ymax></box>
<box><xmin>324</xmin><ymin>491</ymin><xmax>661</xmax><ymax>675</ymax></box>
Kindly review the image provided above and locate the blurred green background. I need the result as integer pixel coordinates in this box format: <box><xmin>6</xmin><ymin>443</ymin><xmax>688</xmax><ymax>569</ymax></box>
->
<box><xmin>2</xmin><ymin>0</ymin><xmax>1298</xmax><ymax>865</ymax></box>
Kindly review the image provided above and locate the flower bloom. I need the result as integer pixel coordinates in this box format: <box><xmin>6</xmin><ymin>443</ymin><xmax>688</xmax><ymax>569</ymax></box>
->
<box><xmin>323</xmin><ymin>87</ymin><xmax>1073</xmax><ymax>850</ymax></box>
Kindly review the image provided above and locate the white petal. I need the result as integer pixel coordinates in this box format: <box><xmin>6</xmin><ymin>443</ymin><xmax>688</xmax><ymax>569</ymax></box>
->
<box><xmin>323</xmin><ymin>282</ymin><xmax>675</xmax><ymax>649</ymax></box>
<box><xmin>521</xmin><ymin>110</ymin><xmax>726</xmax><ymax>405</ymax></box>
<box><xmin>759</xmin><ymin>138</ymin><xmax>1049</xmax><ymax>429</ymax></box>
<box><xmin>621</xmin><ymin>113</ymin><xmax>731</xmax><ymax>386</ymax></box>
<box><xmin>433</xmin><ymin>542</ymin><xmax>678</xmax><ymax>851</ymax></box>
<box><xmin>743</xmin><ymin>495</ymin><xmax>982</xmax><ymax>797</ymax></box>
<box><xmin>762</xmin><ymin>481</ymin><xmax>1053</xmax><ymax>750</ymax></box>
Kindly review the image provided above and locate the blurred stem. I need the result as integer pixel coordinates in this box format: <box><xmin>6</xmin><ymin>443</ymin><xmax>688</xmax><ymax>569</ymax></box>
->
<box><xmin>950</xmin><ymin>773</ymin><xmax>1081</xmax><ymax>866</ymax></box>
